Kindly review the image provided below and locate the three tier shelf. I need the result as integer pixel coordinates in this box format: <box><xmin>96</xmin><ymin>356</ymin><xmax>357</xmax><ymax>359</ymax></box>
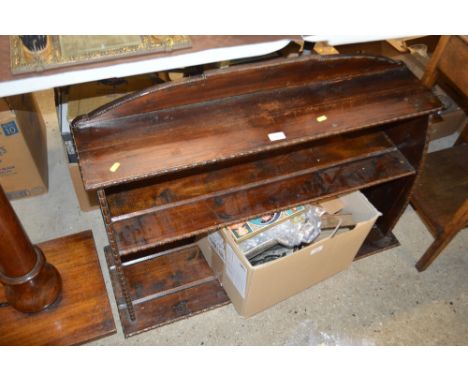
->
<box><xmin>72</xmin><ymin>54</ymin><xmax>441</xmax><ymax>337</ymax></box>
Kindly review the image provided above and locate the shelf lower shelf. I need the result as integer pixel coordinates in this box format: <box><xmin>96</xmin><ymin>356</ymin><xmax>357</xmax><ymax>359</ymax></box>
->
<box><xmin>105</xmin><ymin>244</ymin><xmax>230</xmax><ymax>338</ymax></box>
<box><xmin>111</xmin><ymin>148</ymin><xmax>415</xmax><ymax>256</ymax></box>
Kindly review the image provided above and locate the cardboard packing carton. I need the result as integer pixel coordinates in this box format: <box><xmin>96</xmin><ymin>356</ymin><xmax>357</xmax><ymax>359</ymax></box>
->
<box><xmin>394</xmin><ymin>53</ymin><xmax>467</xmax><ymax>141</ymax></box>
<box><xmin>57</xmin><ymin>74</ymin><xmax>161</xmax><ymax>210</ymax></box>
<box><xmin>58</xmin><ymin>74</ymin><xmax>162</xmax><ymax>163</ymax></box>
<box><xmin>68</xmin><ymin>163</ymin><xmax>98</xmax><ymax>212</ymax></box>
<box><xmin>0</xmin><ymin>95</ymin><xmax>48</xmax><ymax>200</ymax></box>
<box><xmin>198</xmin><ymin>191</ymin><xmax>381</xmax><ymax>317</ymax></box>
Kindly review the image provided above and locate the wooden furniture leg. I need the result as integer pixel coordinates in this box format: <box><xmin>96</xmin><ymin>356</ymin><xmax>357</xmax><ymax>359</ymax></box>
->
<box><xmin>0</xmin><ymin>184</ymin><xmax>62</xmax><ymax>312</ymax></box>
<box><xmin>416</xmin><ymin>203</ymin><xmax>468</xmax><ymax>271</ymax></box>
<box><xmin>421</xmin><ymin>36</ymin><xmax>450</xmax><ymax>89</ymax></box>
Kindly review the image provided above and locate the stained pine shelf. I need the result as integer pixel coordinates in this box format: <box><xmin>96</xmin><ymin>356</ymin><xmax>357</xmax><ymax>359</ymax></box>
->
<box><xmin>71</xmin><ymin>54</ymin><xmax>441</xmax><ymax>336</ymax></box>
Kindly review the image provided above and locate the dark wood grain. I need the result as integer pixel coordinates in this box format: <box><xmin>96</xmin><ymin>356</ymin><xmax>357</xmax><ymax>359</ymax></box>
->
<box><xmin>73</xmin><ymin>55</ymin><xmax>404</xmax><ymax>125</ymax></box>
<box><xmin>105</xmin><ymin>245</ymin><xmax>229</xmax><ymax>337</ymax></box>
<box><xmin>72</xmin><ymin>55</ymin><xmax>440</xmax><ymax>190</ymax></box>
<box><xmin>364</xmin><ymin>117</ymin><xmax>429</xmax><ymax>235</ymax></box>
<box><xmin>0</xmin><ymin>231</ymin><xmax>116</xmax><ymax>345</ymax></box>
<box><xmin>121</xmin><ymin>245</ymin><xmax>216</xmax><ymax>302</ymax></box>
<box><xmin>71</xmin><ymin>53</ymin><xmax>440</xmax><ymax>333</ymax></box>
<box><xmin>112</xmin><ymin>150</ymin><xmax>415</xmax><ymax>255</ymax></box>
<box><xmin>106</xmin><ymin>130</ymin><xmax>396</xmax><ymax>218</ymax></box>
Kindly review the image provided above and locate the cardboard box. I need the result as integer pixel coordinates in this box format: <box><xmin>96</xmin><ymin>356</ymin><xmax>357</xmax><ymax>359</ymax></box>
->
<box><xmin>68</xmin><ymin>163</ymin><xmax>99</xmax><ymax>211</ymax></box>
<box><xmin>198</xmin><ymin>191</ymin><xmax>381</xmax><ymax>317</ymax></box>
<box><xmin>0</xmin><ymin>95</ymin><xmax>48</xmax><ymax>200</ymax></box>
<box><xmin>57</xmin><ymin>74</ymin><xmax>162</xmax><ymax>163</ymax></box>
<box><xmin>66</xmin><ymin>74</ymin><xmax>161</xmax><ymax>120</ymax></box>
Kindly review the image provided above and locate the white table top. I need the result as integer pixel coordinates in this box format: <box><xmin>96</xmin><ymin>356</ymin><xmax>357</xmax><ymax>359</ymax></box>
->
<box><xmin>0</xmin><ymin>35</ymin><xmax>405</xmax><ymax>98</ymax></box>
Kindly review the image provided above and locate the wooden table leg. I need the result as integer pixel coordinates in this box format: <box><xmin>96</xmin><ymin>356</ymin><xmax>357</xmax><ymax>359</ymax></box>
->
<box><xmin>416</xmin><ymin>205</ymin><xmax>468</xmax><ymax>272</ymax></box>
<box><xmin>421</xmin><ymin>35</ymin><xmax>450</xmax><ymax>89</ymax></box>
<box><xmin>416</xmin><ymin>228</ymin><xmax>461</xmax><ymax>272</ymax></box>
<box><xmin>0</xmin><ymin>184</ymin><xmax>62</xmax><ymax>313</ymax></box>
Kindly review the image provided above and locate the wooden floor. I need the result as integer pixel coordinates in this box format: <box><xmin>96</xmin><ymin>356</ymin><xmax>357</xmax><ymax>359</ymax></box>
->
<box><xmin>0</xmin><ymin>231</ymin><xmax>116</xmax><ymax>345</ymax></box>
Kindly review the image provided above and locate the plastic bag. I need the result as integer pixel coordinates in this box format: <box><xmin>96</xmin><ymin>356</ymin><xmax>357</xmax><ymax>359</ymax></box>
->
<box><xmin>240</xmin><ymin>205</ymin><xmax>325</xmax><ymax>258</ymax></box>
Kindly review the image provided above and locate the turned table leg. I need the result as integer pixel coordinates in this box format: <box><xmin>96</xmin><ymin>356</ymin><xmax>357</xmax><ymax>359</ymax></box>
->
<box><xmin>0</xmin><ymin>184</ymin><xmax>62</xmax><ymax>313</ymax></box>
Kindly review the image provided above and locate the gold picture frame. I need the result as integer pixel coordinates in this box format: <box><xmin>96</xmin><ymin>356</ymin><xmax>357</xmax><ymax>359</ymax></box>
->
<box><xmin>10</xmin><ymin>35</ymin><xmax>192</xmax><ymax>74</ymax></box>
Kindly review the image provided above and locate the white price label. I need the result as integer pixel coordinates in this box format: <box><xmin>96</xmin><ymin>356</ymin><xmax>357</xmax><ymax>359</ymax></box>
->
<box><xmin>268</xmin><ymin>131</ymin><xmax>286</xmax><ymax>141</ymax></box>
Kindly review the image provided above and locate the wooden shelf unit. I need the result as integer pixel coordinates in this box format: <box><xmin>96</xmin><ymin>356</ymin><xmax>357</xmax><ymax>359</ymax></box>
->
<box><xmin>72</xmin><ymin>54</ymin><xmax>441</xmax><ymax>337</ymax></box>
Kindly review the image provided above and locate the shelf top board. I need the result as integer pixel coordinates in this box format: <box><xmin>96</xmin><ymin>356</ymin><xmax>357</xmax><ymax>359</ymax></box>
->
<box><xmin>71</xmin><ymin>54</ymin><xmax>442</xmax><ymax>190</ymax></box>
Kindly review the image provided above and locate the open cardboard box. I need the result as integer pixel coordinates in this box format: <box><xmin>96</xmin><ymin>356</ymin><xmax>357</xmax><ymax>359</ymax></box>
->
<box><xmin>68</xmin><ymin>163</ymin><xmax>99</xmax><ymax>211</ymax></box>
<box><xmin>198</xmin><ymin>191</ymin><xmax>381</xmax><ymax>317</ymax></box>
<box><xmin>0</xmin><ymin>95</ymin><xmax>48</xmax><ymax>200</ymax></box>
